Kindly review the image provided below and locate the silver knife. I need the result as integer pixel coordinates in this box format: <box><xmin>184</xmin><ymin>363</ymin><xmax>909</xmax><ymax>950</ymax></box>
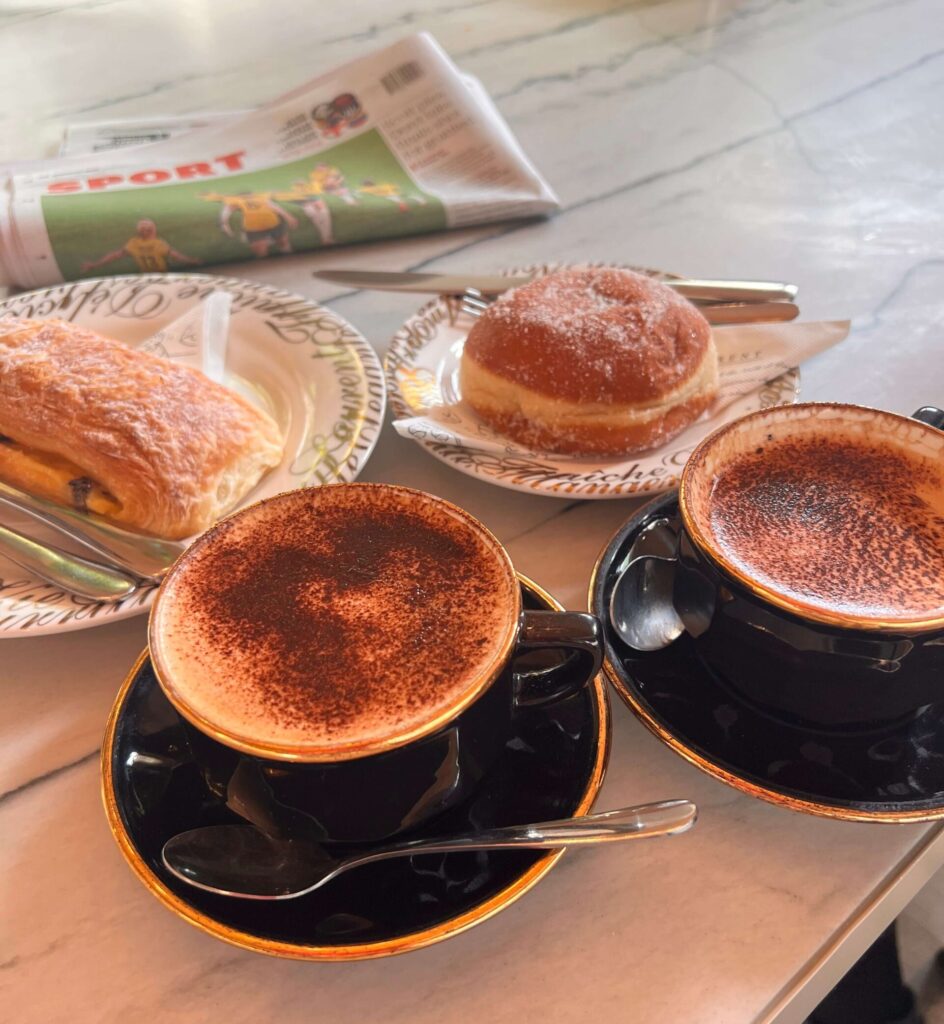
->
<box><xmin>0</xmin><ymin>520</ymin><xmax>139</xmax><ymax>602</ymax></box>
<box><xmin>0</xmin><ymin>478</ymin><xmax>182</xmax><ymax>581</ymax></box>
<box><xmin>314</xmin><ymin>269</ymin><xmax>798</xmax><ymax>303</ymax></box>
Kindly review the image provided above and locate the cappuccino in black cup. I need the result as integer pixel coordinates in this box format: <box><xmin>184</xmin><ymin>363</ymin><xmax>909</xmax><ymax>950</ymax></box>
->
<box><xmin>676</xmin><ymin>403</ymin><xmax>944</xmax><ymax>727</ymax></box>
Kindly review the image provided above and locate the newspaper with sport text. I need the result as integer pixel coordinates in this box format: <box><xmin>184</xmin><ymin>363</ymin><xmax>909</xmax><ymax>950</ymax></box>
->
<box><xmin>0</xmin><ymin>33</ymin><xmax>558</xmax><ymax>288</ymax></box>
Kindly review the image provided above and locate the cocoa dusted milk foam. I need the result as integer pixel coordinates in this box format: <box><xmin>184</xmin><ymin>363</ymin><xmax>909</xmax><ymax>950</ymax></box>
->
<box><xmin>682</xmin><ymin>404</ymin><xmax>944</xmax><ymax>627</ymax></box>
<box><xmin>149</xmin><ymin>484</ymin><xmax>520</xmax><ymax>759</ymax></box>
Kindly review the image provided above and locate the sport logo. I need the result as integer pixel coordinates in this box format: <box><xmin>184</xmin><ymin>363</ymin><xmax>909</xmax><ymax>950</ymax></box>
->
<box><xmin>311</xmin><ymin>93</ymin><xmax>368</xmax><ymax>138</ymax></box>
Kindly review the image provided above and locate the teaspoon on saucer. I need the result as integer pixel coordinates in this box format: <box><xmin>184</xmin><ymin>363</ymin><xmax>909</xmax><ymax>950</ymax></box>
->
<box><xmin>613</xmin><ymin>517</ymin><xmax>678</xmax><ymax>573</ymax></box>
<box><xmin>162</xmin><ymin>799</ymin><xmax>698</xmax><ymax>900</ymax></box>
<box><xmin>609</xmin><ymin>520</ymin><xmax>716</xmax><ymax>653</ymax></box>
<box><xmin>609</xmin><ymin>555</ymin><xmax>685</xmax><ymax>652</ymax></box>
<box><xmin>609</xmin><ymin>517</ymin><xmax>685</xmax><ymax>651</ymax></box>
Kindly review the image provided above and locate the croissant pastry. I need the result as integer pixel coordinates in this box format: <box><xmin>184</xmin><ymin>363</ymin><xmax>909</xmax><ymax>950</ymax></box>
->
<box><xmin>0</xmin><ymin>317</ymin><xmax>283</xmax><ymax>539</ymax></box>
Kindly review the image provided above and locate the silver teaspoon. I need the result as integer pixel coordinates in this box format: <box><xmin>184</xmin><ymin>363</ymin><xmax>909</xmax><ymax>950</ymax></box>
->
<box><xmin>609</xmin><ymin>554</ymin><xmax>685</xmax><ymax>652</ymax></box>
<box><xmin>162</xmin><ymin>799</ymin><xmax>697</xmax><ymax>900</ymax></box>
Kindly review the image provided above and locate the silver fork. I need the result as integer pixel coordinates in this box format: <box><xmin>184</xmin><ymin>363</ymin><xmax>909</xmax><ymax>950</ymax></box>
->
<box><xmin>460</xmin><ymin>287</ymin><xmax>493</xmax><ymax>319</ymax></box>
<box><xmin>459</xmin><ymin>288</ymin><xmax>800</xmax><ymax>325</ymax></box>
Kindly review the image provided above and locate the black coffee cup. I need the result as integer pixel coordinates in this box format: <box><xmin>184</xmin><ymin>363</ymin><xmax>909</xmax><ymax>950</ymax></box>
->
<box><xmin>177</xmin><ymin>590</ymin><xmax>601</xmax><ymax>843</ymax></box>
<box><xmin>149</xmin><ymin>484</ymin><xmax>603</xmax><ymax>843</ymax></box>
<box><xmin>630</xmin><ymin>403</ymin><xmax>944</xmax><ymax>728</ymax></box>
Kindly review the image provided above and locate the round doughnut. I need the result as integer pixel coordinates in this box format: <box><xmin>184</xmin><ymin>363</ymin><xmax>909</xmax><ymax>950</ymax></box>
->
<box><xmin>459</xmin><ymin>267</ymin><xmax>719</xmax><ymax>456</ymax></box>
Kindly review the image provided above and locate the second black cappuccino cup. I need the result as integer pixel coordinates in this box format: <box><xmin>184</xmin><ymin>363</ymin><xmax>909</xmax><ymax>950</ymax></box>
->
<box><xmin>641</xmin><ymin>403</ymin><xmax>944</xmax><ymax>728</ymax></box>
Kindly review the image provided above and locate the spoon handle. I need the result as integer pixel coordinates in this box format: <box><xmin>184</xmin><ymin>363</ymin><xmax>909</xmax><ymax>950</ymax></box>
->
<box><xmin>354</xmin><ymin>799</ymin><xmax>697</xmax><ymax>868</ymax></box>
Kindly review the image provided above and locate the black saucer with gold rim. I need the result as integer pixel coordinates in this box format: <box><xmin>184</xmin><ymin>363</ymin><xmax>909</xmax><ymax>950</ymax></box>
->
<box><xmin>590</xmin><ymin>492</ymin><xmax>944</xmax><ymax>823</ymax></box>
<box><xmin>101</xmin><ymin>575</ymin><xmax>609</xmax><ymax>960</ymax></box>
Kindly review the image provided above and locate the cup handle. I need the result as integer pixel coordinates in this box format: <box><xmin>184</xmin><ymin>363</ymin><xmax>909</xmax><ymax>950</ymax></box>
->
<box><xmin>912</xmin><ymin>406</ymin><xmax>944</xmax><ymax>431</ymax></box>
<box><xmin>512</xmin><ymin>610</ymin><xmax>603</xmax><ymax>708</ymax></box>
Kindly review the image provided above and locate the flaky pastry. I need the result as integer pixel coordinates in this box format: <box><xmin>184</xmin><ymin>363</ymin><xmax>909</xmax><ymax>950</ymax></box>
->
<box><xmin>0</xmin><ymin>317</ymin><xmax>283</xmax><ymax>538</ymax></box>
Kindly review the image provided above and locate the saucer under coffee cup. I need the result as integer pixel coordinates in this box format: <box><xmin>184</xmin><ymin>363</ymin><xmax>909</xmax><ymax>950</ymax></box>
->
<box><xmin>148</xmin><ymin>482</ymin><xmax>603</xmax><ymax>844</ymax></box>
<box><xmin>621</xmin><ymin>402</ymin><xmax>944</xmax><ymax>728</ymax></box>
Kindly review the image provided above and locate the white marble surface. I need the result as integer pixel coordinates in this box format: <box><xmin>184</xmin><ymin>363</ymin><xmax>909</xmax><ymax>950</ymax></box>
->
<box><xmin>2</xmin><ymin>1</ymin><xmax>944</xmax><ymax>1021</ymax></box>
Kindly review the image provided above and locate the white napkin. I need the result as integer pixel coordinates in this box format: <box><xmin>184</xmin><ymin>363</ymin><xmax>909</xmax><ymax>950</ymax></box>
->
<box><xmin>138</xmin><ymin>291</ymin><xmax>232</xmax><ymax>383</ymax></box>
<box><xmin>392</xmin><ymin>319</ymin><xmax>851</xmax><ymax>459</ymax></box>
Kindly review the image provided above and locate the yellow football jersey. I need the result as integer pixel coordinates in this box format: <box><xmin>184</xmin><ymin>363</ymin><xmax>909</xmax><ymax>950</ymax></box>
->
<box><xmin>221</xmin><ymin>196</ymin><xmax>280</xmax><ymax>231</ymax></box>
<box><xmin>273</xmin><ymin>184</ymin><xmax>313</xmax><ymax>202</ymax></box>
<box><xmin>306</xmin><ymin>166</ymin><xmax>344</xmax><ymax>193</ymax></box>
<box><xmin>123</xmin><ymin>236</ymin><xmax>171</xmax><ymax>272</ymax></box>
<box><xmin>359</xmin><ymin>183</ymin><xmax>401</xmax><ymax>198</ymax></box>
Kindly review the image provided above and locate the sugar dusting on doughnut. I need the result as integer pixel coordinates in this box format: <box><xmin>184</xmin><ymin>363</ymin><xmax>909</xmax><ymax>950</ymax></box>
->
<box><xmin>459</xmin><ymin>267</ymin><xmax>718</xmax><ymax>456</ymax></box>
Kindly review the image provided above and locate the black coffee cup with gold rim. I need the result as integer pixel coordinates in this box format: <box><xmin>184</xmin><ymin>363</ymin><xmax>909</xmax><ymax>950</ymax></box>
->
<box><xmin>641</xmin><ymin>402</ymin><xmax>944</xmax><ymax>728</ymax></box>
<box><xmin>148</xmin><ymin>483</ymin><xmax>602</xmax><ymax>844</ymax></box>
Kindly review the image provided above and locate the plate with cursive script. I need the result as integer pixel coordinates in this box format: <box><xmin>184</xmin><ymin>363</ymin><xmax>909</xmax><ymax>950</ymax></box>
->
<box><xmin>385</xmin><ymin>264</ymin><xmax>801</xmax><ymax>500</ymax></box>
<box><xmin>0</xmin><ymin>273</ymin><xmax>385</xmax><ymax>637</ymax></box>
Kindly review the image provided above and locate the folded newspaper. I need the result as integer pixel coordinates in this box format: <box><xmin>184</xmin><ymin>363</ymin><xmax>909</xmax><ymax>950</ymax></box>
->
<box><xmin>0</xmin><ymin>33</ymin><xmax>558</xmax><ymax>288</ymax></box>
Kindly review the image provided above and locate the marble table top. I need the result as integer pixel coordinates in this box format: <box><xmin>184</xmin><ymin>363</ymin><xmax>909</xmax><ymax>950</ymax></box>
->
<box><xmin>2</xmin><ymin>1</ymin><xmax>944</xmax><ymax>1021</ymax></box>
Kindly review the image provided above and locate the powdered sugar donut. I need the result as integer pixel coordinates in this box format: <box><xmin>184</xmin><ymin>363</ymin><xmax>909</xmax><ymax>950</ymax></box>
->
<box><xmin>459</xmin><ymin>267</ymin><xmax>719</xmax><ymax>456</ymax></box>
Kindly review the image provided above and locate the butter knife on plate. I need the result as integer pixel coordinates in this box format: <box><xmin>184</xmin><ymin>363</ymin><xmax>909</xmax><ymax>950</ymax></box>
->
<box><xmin>313</xmin><ymin>269</ymin><xmax>799</xmax><ymax>304</ymax></box>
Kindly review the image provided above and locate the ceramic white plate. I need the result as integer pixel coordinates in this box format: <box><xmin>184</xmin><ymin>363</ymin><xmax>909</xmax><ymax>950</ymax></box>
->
<box><xmin>385</xmin><ymin>264</ymin><xmax>800</xmax><ymax>500</ymax></box>
<box><xmin>0</xmin><ymin>273</ymin><xmax>385</xmax><ymax>637</ymax></box>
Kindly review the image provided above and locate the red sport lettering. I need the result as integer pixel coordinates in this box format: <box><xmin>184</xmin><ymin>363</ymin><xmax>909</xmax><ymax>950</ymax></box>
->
<box><xmin>175</xmin><ymin>162</ymin><xmax>214</xmax><ymax>179</ymax></box>
<box><xmin>44</xmin><ymin>154</ymin><xmax>248</xmax><ymax>194</ymax></box>
<box><xmin>129</xmin><ymin>169</ymin><xmax>172</xmax><ymax>185</ymax></box>
<box><xmin>87</xmin><ymin>175</ymin><xmax>124</xmax><ymax>190</ymax></box>
<box><xmin>214</xmin><ymin>150</ymin><xmax>246</xmax><ymax>171</ymax></box>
